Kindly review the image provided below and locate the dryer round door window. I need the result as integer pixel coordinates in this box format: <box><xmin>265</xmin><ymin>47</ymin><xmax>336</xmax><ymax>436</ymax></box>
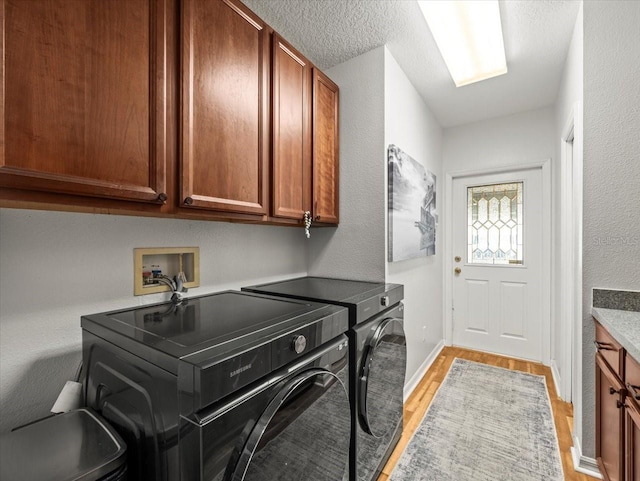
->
<box><xmin>231</xmin><ymin>367</ymin><xmax>350</xmax><ymax>481</ymax></box>
<box><xmin>359</xmin><ymin>318</ymin><xmax>406</xmax><ymax>439</ymax></box>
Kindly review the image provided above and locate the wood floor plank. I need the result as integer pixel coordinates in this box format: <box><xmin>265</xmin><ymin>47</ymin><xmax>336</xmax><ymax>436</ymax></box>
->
<box><xmin>378</xmin><ymin>346</ymin><xmax>598</xmax><ymax>481</ymax></box>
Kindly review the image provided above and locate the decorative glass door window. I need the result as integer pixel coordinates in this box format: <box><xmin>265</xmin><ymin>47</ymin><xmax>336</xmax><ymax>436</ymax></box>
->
<box><xmin>468</xmin><ymin>182</ymin><xmax>523</xmax><ymax>264</ymax></box>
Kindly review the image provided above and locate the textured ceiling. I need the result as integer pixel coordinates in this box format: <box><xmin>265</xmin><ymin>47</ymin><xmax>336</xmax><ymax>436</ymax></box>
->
<box><xmin>242</xmin><ymin>0</ymin><xmax>581</xmax><ymax>128</ymax></box>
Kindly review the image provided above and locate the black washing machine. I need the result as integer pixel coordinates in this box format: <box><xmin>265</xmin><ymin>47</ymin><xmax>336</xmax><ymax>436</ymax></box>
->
<box><xmin>243</xmin><ymin>277</ymin><xmax>406</xmax><ymax>481</ymax></box>
<box><xmin>81</xmin><ymin>290</ymin><xmax>351</xmax><ymax>480</ymax></box>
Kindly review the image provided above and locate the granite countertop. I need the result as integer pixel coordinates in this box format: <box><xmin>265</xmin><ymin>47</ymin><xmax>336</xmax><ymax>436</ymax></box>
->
<box><xmin>593</xmin><ymin>307</ymin><xmax>640</xmax><ymax>361</ymax></box>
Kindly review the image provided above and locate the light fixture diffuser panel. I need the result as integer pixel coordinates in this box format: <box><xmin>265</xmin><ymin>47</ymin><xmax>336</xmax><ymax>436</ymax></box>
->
<box><xmin>418</xmin><ymin>0</ymin><xmax>508</xmax><ymax>87</ymax></box>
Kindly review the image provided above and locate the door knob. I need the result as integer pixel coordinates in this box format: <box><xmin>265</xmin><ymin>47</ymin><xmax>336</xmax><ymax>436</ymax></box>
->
<box><xmin>454</xmin><ymin>267</ymin><xmax>462</xmax><ymax>274</ymax></box>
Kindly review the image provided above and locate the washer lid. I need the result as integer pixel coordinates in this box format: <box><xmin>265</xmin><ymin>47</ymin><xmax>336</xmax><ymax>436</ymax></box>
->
<box><xmin>243</xmin><ymin>277</ymin><xmax>404</xmax><ymax>324</ymax></box>
<box><xmin>81</xmin><ymin>290</ymin><xmax>349</xmax><ymax>389</ymax></box>
<box><xmin>0</xmin><ymin>408</ymin><xmax>126</xmax><ymax>481</ymax></box>
<box><xmin>101</xmin><ymin>291</ymin><xmax>312</xmax><ymax>348</ymax></box>
<box><xmin>245</xmin><ymin>276</ymin><xmax>385</xmax><ymax>303</ymax></box>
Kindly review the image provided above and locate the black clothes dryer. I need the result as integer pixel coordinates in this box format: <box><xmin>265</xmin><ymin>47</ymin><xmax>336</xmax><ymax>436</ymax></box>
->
<box><xmin>243</xmin><ymin>277</ymin><xmax>406</xmax><ymax>481</ymax></box>
<box><xmin>81</xmin><ymin>290</ymin><xmax>351</xmax><ymax>480</ymax></box>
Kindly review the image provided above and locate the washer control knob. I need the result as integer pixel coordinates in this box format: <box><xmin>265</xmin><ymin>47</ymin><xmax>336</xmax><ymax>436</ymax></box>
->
<box><xmin>291</xmin><ymin>334</ymin><xmax>307</xmax><ymax>354</ymax></box>
<box><xmin>381</xmin><ymin>296</ymin><xmax>389</xmax><ymax>307</ymax></box>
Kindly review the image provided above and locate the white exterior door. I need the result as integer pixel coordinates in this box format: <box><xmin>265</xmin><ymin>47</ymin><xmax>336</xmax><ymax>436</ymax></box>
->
<box><xmin>452</xmin><ymin>168</ymin><xmax>543</xmax><ymax>361</ymax></box>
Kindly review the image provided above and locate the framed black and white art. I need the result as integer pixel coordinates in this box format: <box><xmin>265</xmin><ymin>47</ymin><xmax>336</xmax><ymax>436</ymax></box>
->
<box><xmin>388</xmin><ymin>144</ymin><xmax>436</xmax><ymax>262</ymax></box>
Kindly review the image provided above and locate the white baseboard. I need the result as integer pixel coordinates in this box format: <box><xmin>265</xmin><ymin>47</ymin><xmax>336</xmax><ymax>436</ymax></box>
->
<box><xmin>403</xmin><ymin>339</ymin><xmax>445</xmax><ymax>402</ymax></box>
<box><xmin>549</xmin><ymin>359</ymin><xmax>562</xmax><ymax>399</ymax></box>
<box><xmin>571</xmin><ymin>434</ymin><xmax>602</xmax><ymax>479</ymax></box>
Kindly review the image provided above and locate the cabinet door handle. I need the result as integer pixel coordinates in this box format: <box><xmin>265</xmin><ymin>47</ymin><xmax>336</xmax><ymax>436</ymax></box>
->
<box><xmin>609</xmin><ymin>385</ymin><xmax>627</xmax><ymax>396</ymax></box>
<box><xmin>617</xmin><ymin>400</ymin><xmax>625</xmax><ymax>409</ymax></box>
<box><xmin>627</xmin><ymin>383</ymin><xmax>640</xmax><ymax>400</ymax></box>
<box><xmin>594</xmin><ymin>340</ymin><xmax>614</xmax><ymax>351</ymax></box>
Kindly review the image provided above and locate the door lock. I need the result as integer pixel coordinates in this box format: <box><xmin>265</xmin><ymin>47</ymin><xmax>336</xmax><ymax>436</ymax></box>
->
<box><xmin>454</xmin><ymin>267</ymin><xmax>462</xmax><ymax>275</ymax></box>
<box><xmin>454</xmin><ymin>256</ymin><xmax>461</xmax><ymax>262</ymax></box>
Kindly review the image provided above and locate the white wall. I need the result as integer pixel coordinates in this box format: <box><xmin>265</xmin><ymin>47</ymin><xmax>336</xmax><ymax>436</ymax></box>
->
<box><xmin>443</xmin><ymin>107</ymin><xmax>555</xmax><ymax>173</ymax></box>
<box><xmin>581</xmin><ymin>0</ymin><xmax>640</xmax><ymax>458</ymax></box>
<box><xmin>0</xmin><ymin>209</ymin><xmax>307</xmax><ymax>433</ymax></box>
<box><xmin>383</xmin><ymin>49</ymin><xmax>444</xmax><ymax>392</ymax></box>
<box><xmin>308</xmin><ymin>47</ymin><xmax>386</xmax><ymax>281</ymax></box>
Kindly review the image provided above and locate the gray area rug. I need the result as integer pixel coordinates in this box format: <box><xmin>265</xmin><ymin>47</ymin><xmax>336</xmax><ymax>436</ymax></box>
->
<box><xmin>390</xmin><ymin>358</ymin><xmax>564</xmax><ymax>481</ymax></box>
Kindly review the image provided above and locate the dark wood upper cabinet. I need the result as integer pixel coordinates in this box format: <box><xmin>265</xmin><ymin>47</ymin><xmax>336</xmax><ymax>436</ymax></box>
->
<box><xmin>180</xmin><ymin>0</ymin><xmax>269</xmax><ymax>216</ymax></box>
<box><xmin>312</xmin><ymin>68</ymin><xmax>339</xmax><ymax>225</ymax></box>
<box><xmin>0</xmin><ymin>0</ymin><xmax>168</xmax><ymax>204</ymax></box>
<box><xmin>271</xmin><ymin>34</ymin><xmax>311</xmax><ymax>221</ymax></box>
<box><xmin>1</xmin><ymin>0</ymin><xmax>339</xmax><ymax>226</ymax></box>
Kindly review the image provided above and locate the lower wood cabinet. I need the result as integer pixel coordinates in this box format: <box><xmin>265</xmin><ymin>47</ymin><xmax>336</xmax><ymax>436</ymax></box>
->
<box><xmin>596</xmin><ymin>352</ymin><xmax>626</xmax><ymax>481</ymax></box>
<box><xmin>627</xmin><ymin>401</ymin><xmax>640</xmax><ymax>481</ymax></box>
<box><xmin>595</xmin><ymin>320</ymin><xmax>640</xmax><ymax>481</ymax></box>
<box><xmin>627</xmin><ymin>354</ymin><xmax>640</xmax><ymax>481</ymax></box>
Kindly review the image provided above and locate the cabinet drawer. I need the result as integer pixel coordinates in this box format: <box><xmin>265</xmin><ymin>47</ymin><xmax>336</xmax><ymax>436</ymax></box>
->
<box><xmin>626</xmin><ymin>354</ymin><xmax>640</xmax><ymax>407</ymax></box>
<box><xmin>596</xmin><ymin>321</ymin><xmax>625</xmax><ymax>378</ymax></box>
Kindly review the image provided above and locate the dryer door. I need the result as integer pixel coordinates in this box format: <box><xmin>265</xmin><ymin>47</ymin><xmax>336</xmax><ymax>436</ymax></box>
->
<box><xmin>231</xmin><ymin>367</ymin><xmax>350</xmax><ymax>481</ymax></box>
<box><xmin>359</xmin><ymin>317</ymin><xmax>406</xmax><ymax>438</ymax></box>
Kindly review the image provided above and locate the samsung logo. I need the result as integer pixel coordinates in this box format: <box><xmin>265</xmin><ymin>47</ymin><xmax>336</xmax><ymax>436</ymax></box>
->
<box><xmin>230</xmin><ymin>364</ymin><xmax>252</xmax><ymax>378</ymax></box>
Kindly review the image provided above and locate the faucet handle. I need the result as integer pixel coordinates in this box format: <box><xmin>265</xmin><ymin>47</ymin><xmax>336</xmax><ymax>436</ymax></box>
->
<box><xmin>174</xmin><ymin>275</ymin><xmax>189</xmax><ymax>293</ymax></box>
<box><xmin>176</xmin><ymin>272</ymin><xmax>189</xmax><ymax>292</ymax></box>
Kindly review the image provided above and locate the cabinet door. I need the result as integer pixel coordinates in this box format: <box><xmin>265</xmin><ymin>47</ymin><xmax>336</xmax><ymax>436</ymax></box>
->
<box><xmin>597</xmin><ymin>353</ymin><xmax>626</xmax><ymax>481</ymax></box>
<box><xmin>627</xmin><ymin>355</ymin><xmax>640</xmax><ymax>481</ymax></box>
<box><xmin>271</xmin><ymin>34</ymin><xmax>311</xmax><ymax>220</ymax></box>
<box><xmin>627</xmin><ymin>400</ymin><xmax>640</xmax><ymax>481</ymax></box>
<box><xmin>181</xmin><ymin>0</ymin><xmax>269</xmax><ymax>215</ymax></box>
<box><xmin>312</xmin><ymin>69</ymin><xmax>339</xmax><ymax>224</ymax></box>
<box><xmin>0</xmin><ymin>0</ymin><xmax>168</xmax><ymax>204</ymax></box>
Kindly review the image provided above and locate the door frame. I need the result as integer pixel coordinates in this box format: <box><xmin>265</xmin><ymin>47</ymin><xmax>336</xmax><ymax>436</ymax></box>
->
<box><xmin>443</xmin><ymin>159</ymin><xmax>552</xmax><ymax>364</ymax></box>
<box><xmin>556</xmin><ymin>103</ymin><xmax>583</xmax><ymax>405</ymax></box>
<box><xmin>559</xmin><ymin>101</ymin><xmax>585</xmax><ymax>466</ymax></box>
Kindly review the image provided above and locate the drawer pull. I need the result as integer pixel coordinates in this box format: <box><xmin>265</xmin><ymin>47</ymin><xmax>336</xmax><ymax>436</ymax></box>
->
<box><xmin>594</xmin><ymin>340</ymin><xmax>614</xmax><ymax>351</ymax></box>
<box><xmin>627</xmin><ymin>384</ymin><xmax>640</xmax><ymax>400</ymax></box>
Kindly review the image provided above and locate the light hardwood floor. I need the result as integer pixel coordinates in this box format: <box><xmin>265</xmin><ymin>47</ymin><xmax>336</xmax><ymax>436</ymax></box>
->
<box><xmin>377</xmin><ymin>346</ymin><xmax>598</xmax><ymax>481</ymax></box>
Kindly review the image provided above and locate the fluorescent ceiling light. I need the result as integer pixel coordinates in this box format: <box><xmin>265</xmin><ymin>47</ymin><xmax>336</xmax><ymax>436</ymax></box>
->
<box><xmin>417</xmin><ymin>0</ymin><xmax>507</xmax><ymax>87</ymax></box>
